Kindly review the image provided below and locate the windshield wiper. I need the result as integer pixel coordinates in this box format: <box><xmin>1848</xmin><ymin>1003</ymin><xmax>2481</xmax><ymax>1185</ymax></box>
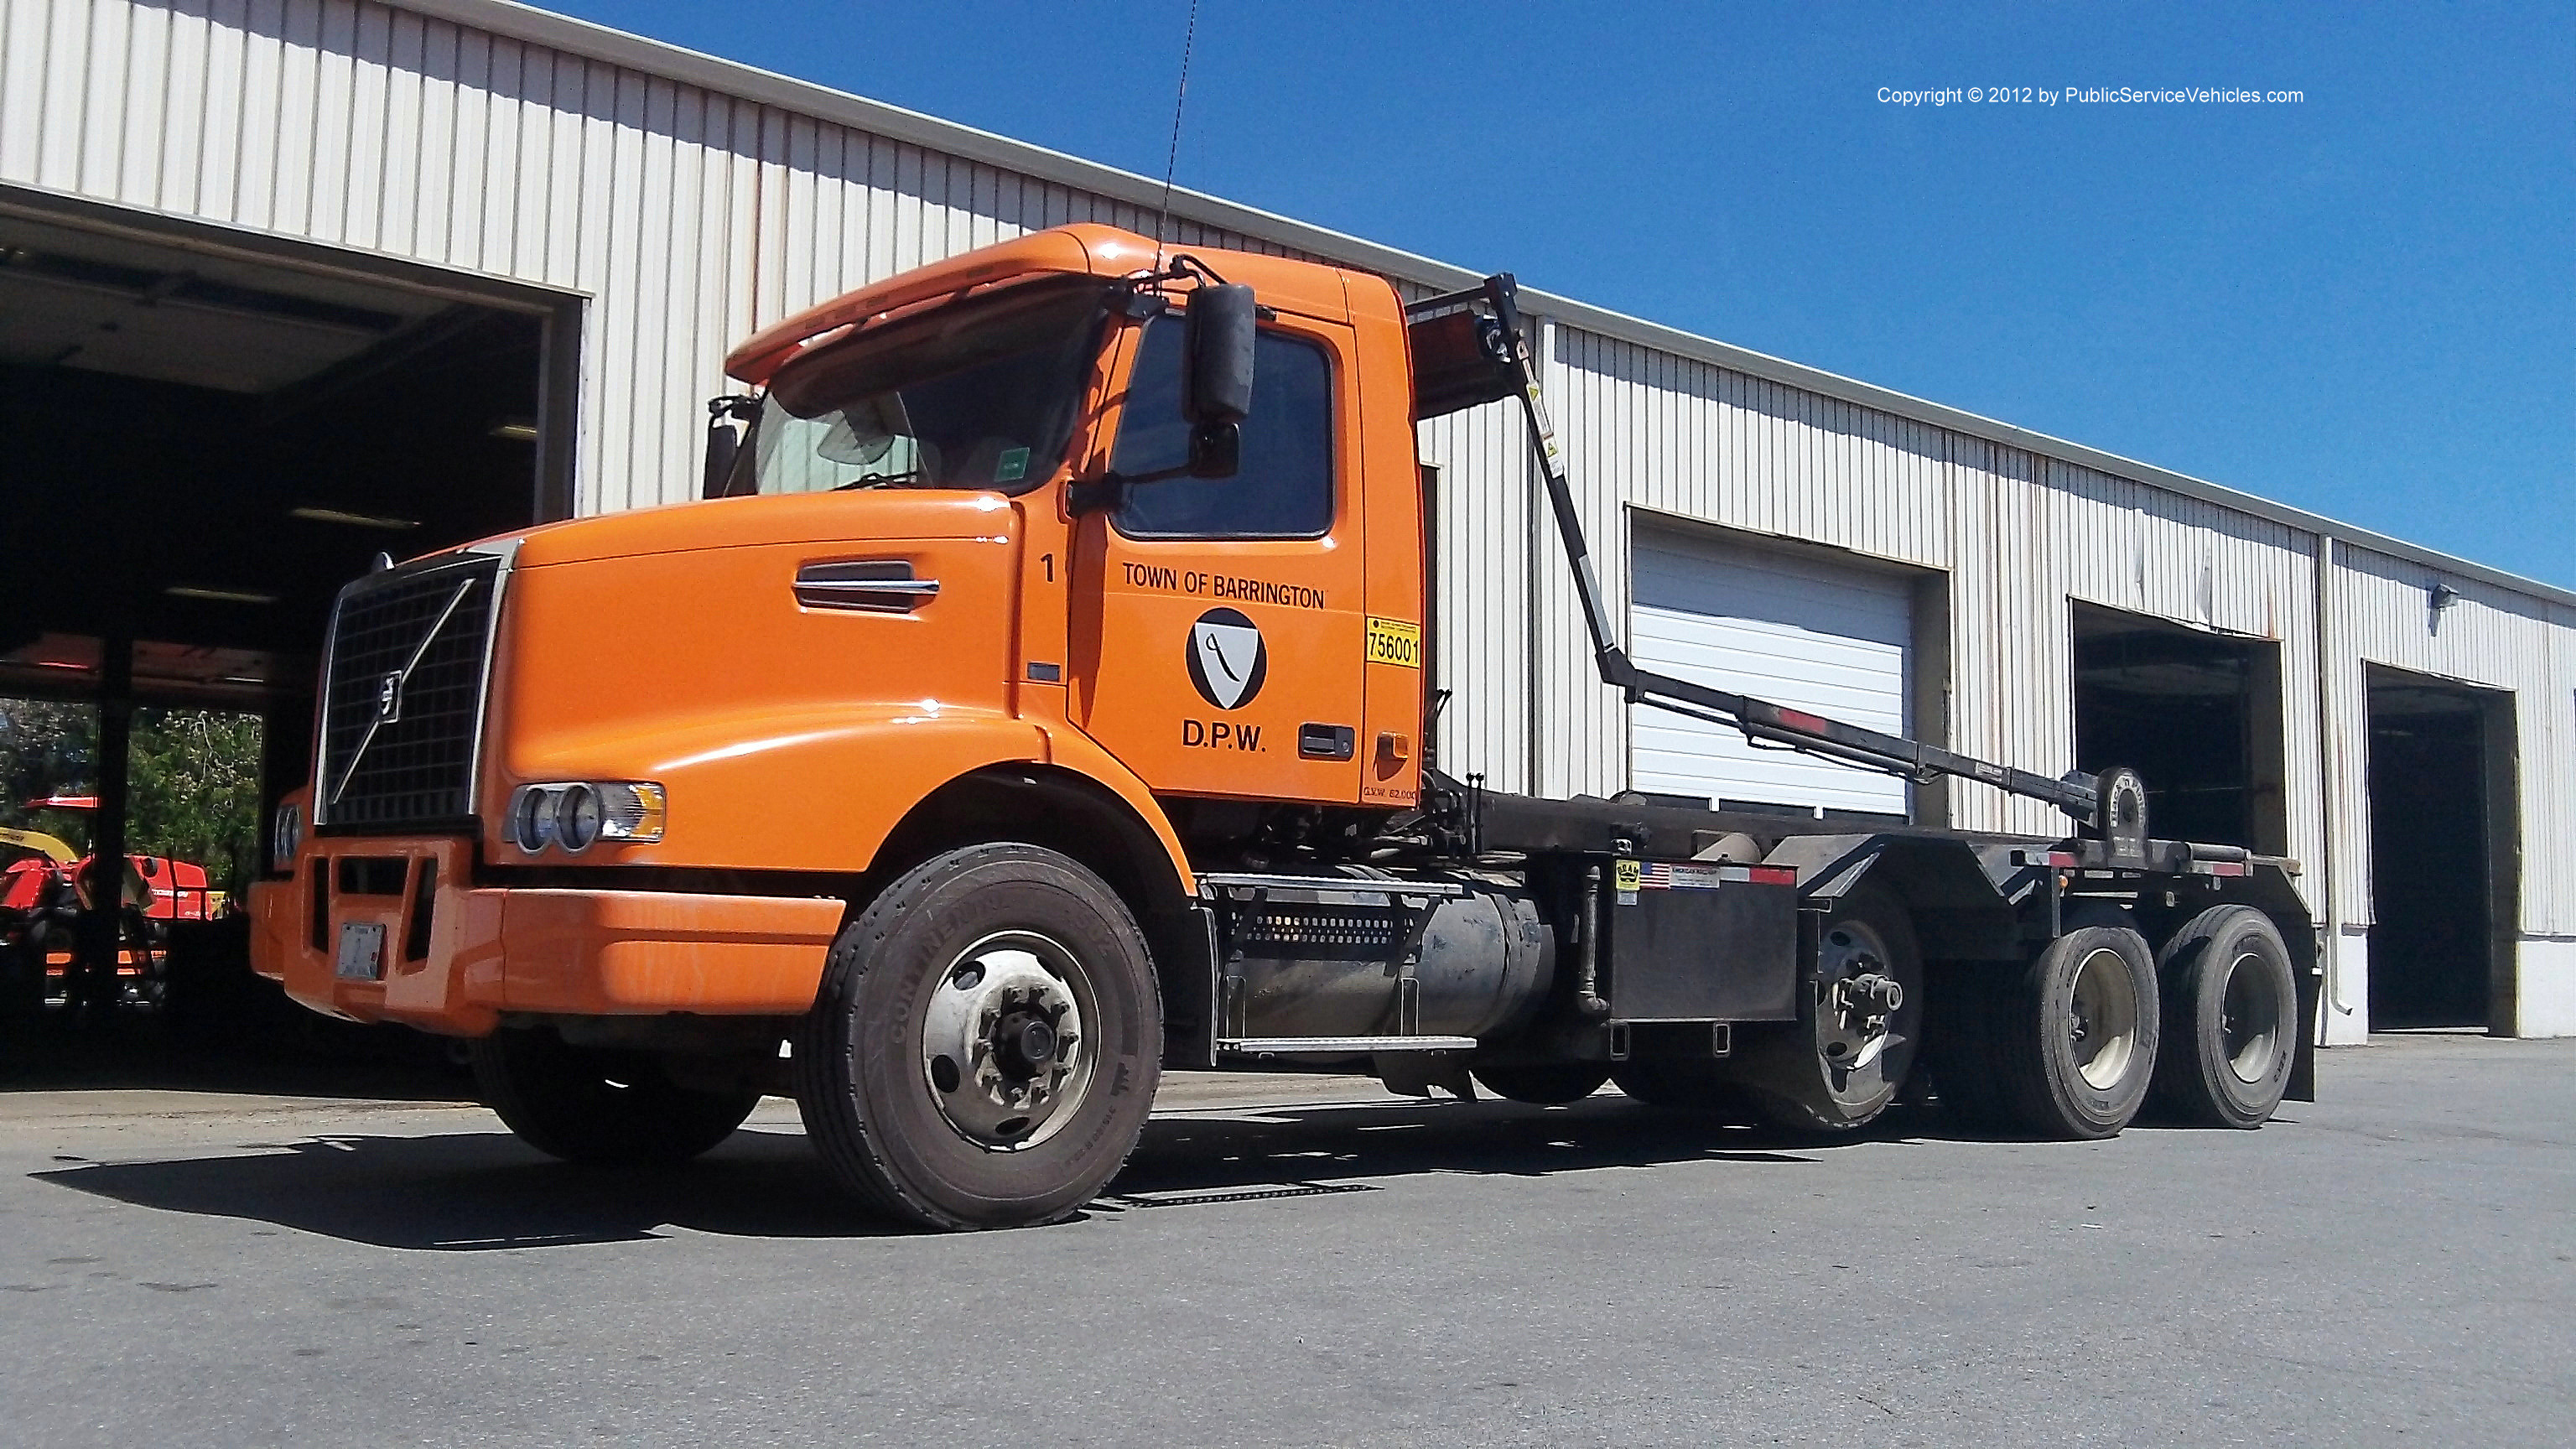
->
<box><xmin>831</xmin><ymin>469</ymin><xmax>930</xmax><ymax>492</ymax></box>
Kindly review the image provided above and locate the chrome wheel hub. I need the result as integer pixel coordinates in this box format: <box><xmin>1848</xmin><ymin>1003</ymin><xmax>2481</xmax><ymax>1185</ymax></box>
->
<box><xmin>2067</xmin><ymin>946</ymin><xmax>2139</xmax><ymax>1091</ymax></box>
<box><xmin>920</xmin><ymin>931</ymin><xmax>1094</xmax><ymax>1150</ymax></box>
<box><xmin>1816</xmin><ymin>922</ymin><xmax>1905</xmax><ymax>1075</ymax></box>
<box><xmin>2219</xmin><ymin>949</ymin><xmax>2282</xmax><ymax>1083</ymax></box>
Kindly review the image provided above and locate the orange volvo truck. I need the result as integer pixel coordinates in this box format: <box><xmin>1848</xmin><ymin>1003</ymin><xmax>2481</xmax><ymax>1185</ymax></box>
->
<box><xmin>249</xmin><ymin>226</ymin><xmax>2319</xmax><ymax>1229</ymax></box>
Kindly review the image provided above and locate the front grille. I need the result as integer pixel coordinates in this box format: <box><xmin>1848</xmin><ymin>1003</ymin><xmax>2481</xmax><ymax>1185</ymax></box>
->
<box><xmin>316</xmin><ymin>554</ymin><xmax>501</xmax><ymax>828</ymax></box>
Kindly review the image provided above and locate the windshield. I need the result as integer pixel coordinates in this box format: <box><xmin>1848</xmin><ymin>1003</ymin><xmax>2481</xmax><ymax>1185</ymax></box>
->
<box><xmin>749</xmin><ymin>278</ymin><xmax>1114</xmax><ymax>496</ymax></box>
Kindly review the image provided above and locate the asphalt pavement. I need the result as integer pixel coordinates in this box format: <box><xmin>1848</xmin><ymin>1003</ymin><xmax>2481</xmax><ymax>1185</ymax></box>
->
<box><xmin>1</xmin><ymin>1034</ymin><xmax>2568</xmax><ymax>1446</ymax></box>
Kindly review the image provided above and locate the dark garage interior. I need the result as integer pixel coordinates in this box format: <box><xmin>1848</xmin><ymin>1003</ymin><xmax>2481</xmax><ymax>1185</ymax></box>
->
<box><xmin>2071</xmin><ymin>601</ymin><xmax>2289</xmax><ymax>853</ymax></box>
<box><xmin>1</xmin><ymin>189</ymin><xmax>569</xmax><ymax>1051</ymax></box>
<box><xmin>2366</xmin><ymin>667</ymin><xmax>2519</xmax><ymax>1031</ymax></box>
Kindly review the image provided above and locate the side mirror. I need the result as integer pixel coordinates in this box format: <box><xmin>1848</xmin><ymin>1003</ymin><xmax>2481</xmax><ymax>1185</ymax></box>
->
<box><xmin>1182</xmin><ymin>284</ymin><xmax>1254</xmax><ymax>482</ymax></box>
<box><xmin>703</xmin><ymin>395</ymin><xmax>756</xmax><ymax>499</ymax></box>
<box><xmin>1185</xmin><ymin>283</ymin><xmax>1254</xmax><ymax>428</ymax></box>
<box><xmin>702</xmin><ymin>423</ymin><xmax>739</xmax><ymax>500</ymax></box>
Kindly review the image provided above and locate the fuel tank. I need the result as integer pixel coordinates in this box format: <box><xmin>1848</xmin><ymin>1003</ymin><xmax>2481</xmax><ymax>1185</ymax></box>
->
<box><xmin>1217</xmin><ymin>870</ymin><xmax>1555</xmax><ymax>1041</ymax></box>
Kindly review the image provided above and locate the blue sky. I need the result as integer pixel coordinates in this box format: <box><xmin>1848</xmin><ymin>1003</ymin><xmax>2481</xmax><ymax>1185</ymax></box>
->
<box><xmin>548</xmin><ymin>1</ymin><xmax>2573</xmax><ymax>585</ymax></box>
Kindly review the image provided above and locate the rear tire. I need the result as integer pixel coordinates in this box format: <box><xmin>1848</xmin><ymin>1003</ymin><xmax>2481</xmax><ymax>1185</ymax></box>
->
<box><xmin>472</xmin><ymin>1027</ymin><xmax>761</xmax><ymax>1166</ymax></box>
<box><xmin>795</xmin><ymin>844</ymin><xmax>1161</xmax><ymax>1231</ymax></box>
<box><xmin>1961</xmin><ymin>927</ymin><xmax>2160</xmax><ymax>1140</ymax></box>
<box><xmin>1734</xmin><ymin>887</ymin><xmax>1924</xmax><ymax>1135</ymax></box>
<box><xmin>2148</xmin><ymin>906</ymin><xmax>2297</xmax><ymax>1128</ymax></box>
<box><xmin>1472</xmin><ymin>1063</ymin><xmax>1610</xmax><ymax>1105</ymax></box>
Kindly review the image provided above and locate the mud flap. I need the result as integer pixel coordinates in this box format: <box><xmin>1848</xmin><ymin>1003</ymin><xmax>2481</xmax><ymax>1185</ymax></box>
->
<box><xmin>2287</xmin><ymin>961</ymin><xmax>2322</xmax><ymax>1103</ymax></box>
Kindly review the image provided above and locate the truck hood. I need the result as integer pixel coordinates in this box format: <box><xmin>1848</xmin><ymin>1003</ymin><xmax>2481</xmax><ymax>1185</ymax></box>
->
<box><xmin>488</xmin><ymin>490</ymin><xmax>1021</xmax><ymax>569</ymax></box>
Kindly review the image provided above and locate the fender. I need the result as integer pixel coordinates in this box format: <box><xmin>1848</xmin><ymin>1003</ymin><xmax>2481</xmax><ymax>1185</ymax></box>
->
<box><xmin>1762</xmin><ymin>833</ymin><xmax>2021</xmax><ymax>961</ymax></box>
<box><xmin>1022</xmin><ymin>721</ymin><xmax>1197</xmax><ymax>896</ymax></box>
<box><xmin>501</xmin><ymin>704</ymin><xmax>1193</xmax><ymax>891</ymax></box>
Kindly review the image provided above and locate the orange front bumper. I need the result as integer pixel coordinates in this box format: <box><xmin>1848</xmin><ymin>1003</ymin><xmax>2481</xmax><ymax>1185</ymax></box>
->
<box><xmin>248</xmin><ymin>839</ymin><xmax>845</xmax><ymax>1037</ymax></box>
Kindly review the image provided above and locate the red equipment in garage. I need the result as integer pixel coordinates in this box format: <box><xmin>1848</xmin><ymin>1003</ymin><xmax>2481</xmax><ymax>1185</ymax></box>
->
<box><xmin>3</xmin><ymin>798</ymin><xmax>224</xmax><ymax>1010</ymax></box>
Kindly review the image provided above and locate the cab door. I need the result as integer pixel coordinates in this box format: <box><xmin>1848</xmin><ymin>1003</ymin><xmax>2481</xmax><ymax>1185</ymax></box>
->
<box><xmin>1067</xmin><ymin>311</ymin><xmax>1365</xmax><ymax>805</ymax></box>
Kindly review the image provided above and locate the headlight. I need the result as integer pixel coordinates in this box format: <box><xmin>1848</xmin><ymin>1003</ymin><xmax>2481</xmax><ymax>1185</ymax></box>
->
<box><xmin>555</xmin><ymin>784</ymin><xmax>603</xmax><ymax>853</ymax></box>
<box><xmin>511</xmin><ymin>787</ymin><xmax>558</xmax><ymax>853</ymax></box>
<box><xmin>271</xmin><ymin>802</ymin><xmax>304</xmax><ymax>865</ymax></box>
<box><xmin>506</xmin><ymin>782</ymin><xmax>666</xmax><ymax>854</ymax></box>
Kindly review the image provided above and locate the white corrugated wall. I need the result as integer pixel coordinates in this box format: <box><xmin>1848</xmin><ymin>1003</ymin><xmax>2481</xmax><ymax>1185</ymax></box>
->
<box><xmin>2318</xmin><ymin>544</ymin><xmax>2576</xmax><ymax>1035</ymax></box>
<box><xmin>7</xmin><ymin>0</ymin><xmax>2575</xmax><ymax>1032</ymax></box>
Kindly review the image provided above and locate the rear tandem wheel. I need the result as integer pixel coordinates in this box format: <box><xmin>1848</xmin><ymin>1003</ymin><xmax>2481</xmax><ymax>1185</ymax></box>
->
<box><xmin>1732</xmin><ymin>886</ymin><xmax>1925</xmax><ymax>1135</ymax></box>
<box><xmin>1934</xmin><ymin>926</ymin><xmax>2161</xmax><ymax>1140</ymax></box>
<box><xmin>2147</xmin><ymin>905</ymin><xmax>2298</xmax><ymax>1128</ymax></box>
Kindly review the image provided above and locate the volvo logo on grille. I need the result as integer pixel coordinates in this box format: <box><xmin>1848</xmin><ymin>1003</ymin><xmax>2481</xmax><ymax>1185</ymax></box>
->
<box><xmin>329</xmin><ymin>574</ymin><xmax>480</xmax><ymax>807</ymax></box>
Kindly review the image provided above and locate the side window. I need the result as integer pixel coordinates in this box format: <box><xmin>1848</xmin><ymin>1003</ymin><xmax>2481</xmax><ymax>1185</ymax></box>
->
<box><xmin>1112</xmin><ymin>317</ymin><xmax>1335</xmax><ymax>538</ymax></box>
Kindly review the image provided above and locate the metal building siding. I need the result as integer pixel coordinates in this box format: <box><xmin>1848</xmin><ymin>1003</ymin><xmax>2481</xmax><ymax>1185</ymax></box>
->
<box><xmin>1512</xmin><ymin>325</ymin><xmax>2337</xmax><ymax>865</ymax></box>
<box><xmin>2325</xmin><ymin>543</ymin><xmax>2576</xmax><ymax>935</ymax></box>
<box><xmin>1415</xmin><ymin>396</ymin><xmax>1535</xmax><ymax>794</ymax></box>
<box><xmin>1945</xmin><ymin>439</ymin><xmax>2070</xmax><ymax>837</ymax></box>
<box><xmin>1531</xmin><ymin>321</ymin><xmax>1966</xmax><ymax>806</ymax></box>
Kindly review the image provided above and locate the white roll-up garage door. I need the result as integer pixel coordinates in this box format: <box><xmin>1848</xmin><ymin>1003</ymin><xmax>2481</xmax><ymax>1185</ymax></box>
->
<box><xmin>1628</xmin><ymin>530</ymin><xmax>1914</xmax><ymax>818</ymax></box>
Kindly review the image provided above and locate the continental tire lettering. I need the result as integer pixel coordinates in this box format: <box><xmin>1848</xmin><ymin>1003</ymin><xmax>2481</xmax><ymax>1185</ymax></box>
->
<box><xmin>1182</xmin><ymin>719</ymin><xmax>1266</xmax><ymax>752</ymax></box>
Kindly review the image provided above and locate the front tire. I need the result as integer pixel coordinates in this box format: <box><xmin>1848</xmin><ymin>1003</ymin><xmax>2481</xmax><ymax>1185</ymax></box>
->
<box><xmin>472</xmin><ymin>1027</ymin><xmax>762</xmax><ymax>1165</ymax></box>
<box><xmin>795</xmin><ymin>844</ymin><xmax>1162</xmax><ymax>1230</ymax></box>
<box><xmin>2148</xmin><ymin>906</ymin><xmax>2297</xmax><ymax>1128</ymax></box>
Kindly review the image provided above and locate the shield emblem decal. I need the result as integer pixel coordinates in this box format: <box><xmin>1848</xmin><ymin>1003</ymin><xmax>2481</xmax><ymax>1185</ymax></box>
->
<box><xmin>1186</xmin><ymin>608</ymin><xmax>1267</xmax><ymax>710</ymax></box>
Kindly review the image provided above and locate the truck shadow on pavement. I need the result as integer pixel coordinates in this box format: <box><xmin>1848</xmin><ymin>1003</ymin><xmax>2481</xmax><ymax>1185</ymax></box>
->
<box><xmin>28</xmin><ymin>1095</ymin><xmax>1866</xmax><ymax>1250</ymax></box>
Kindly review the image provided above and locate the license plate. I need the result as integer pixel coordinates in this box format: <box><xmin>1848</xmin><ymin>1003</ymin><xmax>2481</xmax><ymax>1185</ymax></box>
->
<box><xmin>335</xmin><ymin>922</ymin><xmax>387</xmax><ymax>981</ymax></box>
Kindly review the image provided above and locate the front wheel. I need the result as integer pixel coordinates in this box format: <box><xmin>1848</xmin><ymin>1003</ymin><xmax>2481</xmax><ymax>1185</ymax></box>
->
<box><xmin>795</xmin><ymin>844</ymin><xmax>1162</xmax><ymax>1230</ymax></box>
<box><xmin>472</xmin><ymin>1027</ymin><xmax>762</xmax><ymax>1165</ymax></box>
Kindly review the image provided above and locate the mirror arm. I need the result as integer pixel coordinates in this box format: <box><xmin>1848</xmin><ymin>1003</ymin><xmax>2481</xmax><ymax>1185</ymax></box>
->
<box><xmin>1067</xmin><ymin>460</ymin><xmax>1192</xmax><ymax>517</ymax></box>
<box><xmin>1067</xmin><ymin>477</ymin><xmax>1125</xmax><ymax>516</ymax></box>
<box><xmin>1070</xmin><ymin>418</ymin><xmax>1244</xmax><ymax>514</ymax></box>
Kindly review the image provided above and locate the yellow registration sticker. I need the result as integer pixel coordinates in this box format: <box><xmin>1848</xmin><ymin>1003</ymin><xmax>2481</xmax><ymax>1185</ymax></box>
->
<box><xmin>1613</xmin><ymin>860</ymin><xmax>1644</xmax><ymax>892</ymax></box>
<box><xmin>1365</xmin><ymin>616</ymin><xmax>1422</xmax><ymax>668</ymax></box>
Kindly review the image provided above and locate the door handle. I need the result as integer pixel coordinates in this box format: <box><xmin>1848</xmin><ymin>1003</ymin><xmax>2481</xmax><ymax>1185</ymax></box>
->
<box><xmin>1298</xmin><ymin>724</ymin><xmax>1355</xmax><ymax>761</ymax></box>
